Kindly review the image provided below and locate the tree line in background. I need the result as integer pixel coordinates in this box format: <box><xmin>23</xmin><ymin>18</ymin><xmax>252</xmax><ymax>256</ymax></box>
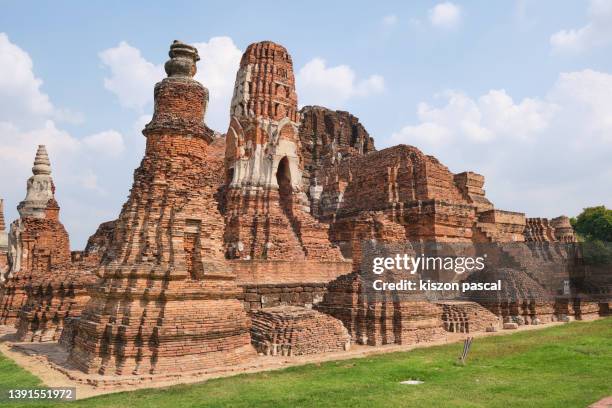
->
<box><xmin>571</xmin><ymin>206</ymin><xmax>612</xmax><ymax>242</ymax></box>
<box><xmin>571</xmin><ymin>206</ymin><xmax>612</xmax><ymax>265</ymax></box>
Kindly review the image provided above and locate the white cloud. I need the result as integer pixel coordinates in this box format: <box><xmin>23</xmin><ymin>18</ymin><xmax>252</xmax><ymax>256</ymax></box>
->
<box><xmin>74</xmin><ymin>170</ymin><xmax>106</xmax><ymax>195</ymax></box>
<box><xmin>0</xmin><ymin>33</ymin><xmax>52</xmax><ymax>118</ymax></box>
<box><xmin>0</xmin><ymin>35</ymin><xmax>127</xmax><ymax>249</ymax></box>
<box><xmin>193</xmin><ymin>37</ymin><xmax>242</xmax><ymax>130</ymax></box>
<box><xmin>53</xmin><ymin>107</ymin><xmax>86</xmax><ymax>125</ymax></box>
<box><xmin>99</xmin><ymin>37</ymin><xmax>242</xmax><ymax>131</ymax></box>
<box><xmin>296</xmin><ymin>58</ymin><xmax>384</xmax><ymax>108</ymax></box>
<box><xmin>0</xmin><ymin>120</ymin><xmax>80</xmax><ymax>166</ymax></box>
<box><xmin>429</xmin><ymin>2</ymin><xmax>462</xmax><ymax>29</ymax></box>
<box><xmin>0</xmin><ymin>32</ymin><xmax>86</xmax><ymax>128</ymax></box>
<box><xmin>382</xmin><ymin>14</ymin><xmax>398</xmax><ymax>27</ymax></box>
<box><xmin>99</xmin><ymin>41</ymin><xmax>164</xmax><ymax>110</ymax></box>
<box><xmin>550</xmin><ymin>0</ymin><xmax>612</xmax><ymax>54</ymax></box>
<box><xmin>393</xmin><ymin>89</ymin><xmax>554</xmax><ymax>145</ymax></box>
<box><xmin>390</xmin><ymin>69</ymin><xmax>612</xmax><ymax>217</ymax></box>
<box><xmin>546</xmin><ymin>70</ymin><xmax>612</xmax><ymax>147</ymax></box>
<box><xmin>82</xmin><ymin>130</ymin><xmax>125</xmax><ymax>157</ymax></box>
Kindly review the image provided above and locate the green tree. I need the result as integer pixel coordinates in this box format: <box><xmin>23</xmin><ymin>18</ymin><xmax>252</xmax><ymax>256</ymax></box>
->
<box><xmin>573</xmin><ymin>206</ymin><xmax>612</xmax><ymax>242</ymax></box>
<box><xmin>573</xmin><ymin>206</ymin><xmax>612</xmax><ymax>266</ymax></box>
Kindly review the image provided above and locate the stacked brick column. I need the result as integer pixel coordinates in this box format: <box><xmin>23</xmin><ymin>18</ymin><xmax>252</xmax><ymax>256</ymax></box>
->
<box><xmin>68</xmin><ymin>41</ymin><xmax>254</xmax><ymax>375</ymax></box>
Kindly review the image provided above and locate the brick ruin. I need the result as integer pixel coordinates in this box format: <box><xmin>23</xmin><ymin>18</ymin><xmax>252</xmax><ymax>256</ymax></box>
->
<box><xmin>250</xmin><ymin>306</ymin><xmax>350</xmax><ymax>356</ymax></box>
<box><xmin>524</xmin><ymin>217</ymin><xmax>577</xmax><ymax>243</ymax></box>
<box><xmin>435</xmin><ymin>301</ymin><xmax>499</xmax><ymax>333</ymax></box>
<box><xmin>0</xmin><ymin>39</ymin><xmax>607</xmax><ymax>380</ymax></box>
<box><xmin>224</xmin><ymin>41</ymin><xmax>343</xmax><ymax>263</ymax></box>
<box><xmin>463</xmin><ymin>267</ymin><xmax>556</xmax><ymax>324</ymax></box>
<box><xmin>1</xmin><ymin>146</ymin><xmax>72</xmax><ymax>325</ymax></box>
<box><xmin>67</xmin><ymin>41</ymin><xmax>254</xmax><ymax>375</ymax></box>
<box><xmin>298</xmin><ymin>105</ymin><xmax>376</xmax><ymax>212</ymax></box>
<box><xmin>71</xmin><ymin>220</ymin><xmax>116</xmax><ymax>265</ymax></box>
<box><xmin>0</xmin><ymin>199</ymin><xmax>7</xmax><ymax>280</ymax></box>
<box><xmin>0</xmin><ymin>146</ymin><xmax>97</xmax><ymax>342</ymax></box>
<box><xmin>14</xmin><ymin>220</ymin><xmax>112</xmax><ymax>342</ymax></box>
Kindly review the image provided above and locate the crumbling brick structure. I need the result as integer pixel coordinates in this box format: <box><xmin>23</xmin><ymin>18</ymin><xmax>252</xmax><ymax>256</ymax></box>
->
<box><xmin>233</xmin><ymin>260</ymin><xmax>351</xmax><ymax>311</ymax></box>
<box><xmin>524</xmin><ymin>216</ymin><xmax>576</xmax><ymax>243</ymax></box>
<box><xmin>13</xmin><ymin>218</ymin><xmax>112</xmax><ymax>342</ymax></box>
<box><xmin>550</xmin><ymin>216</ymin><xmax>577</xmax><ymax>243</ymax></box>
<box><xmin>67</xmin><ymin>41</ymin><xmax>255</xmax><ymax>375</ymax></box>
<box><xmin>15</xmin><ymin>268</ymin><xmax>95</xmax><ymax>342</ymax></box>
<box><xmin>0</xmin><ymin>146</ymin><xmax>72</xmax><ymax>326</ymax></box>
<box><xmin>224</xmin><ymin>41</ymin><xmax>343</xmax><ymax>262</ymax></box>
<box><xmin>317</xmin><ymin>230</ymin><xmax>446</xmax><ymax>346</ymax></box>
<box><xmin>0</xmin><ymin>199</ymin><xmax>8</xmax><ymax>280</ymax></box>
<box><xmin>435</xmin><ymin>301</ymin><xmax>499</xmax><ymax>333</ymax></box>
<box><xmin>463</xmin><ymin>267</ymin><xmax>557</xmax><ymax>324</ymax></box>
<box><xmin>316</xmin><ymin>145</ymin><xmax>479</xmax><ymax>245</ymax></box>
<box><xmin>250</xmin><ymin>306</ymin><xmax>350</xmax><ymax>356</ymax></box>
<box><xmin>79</xmin><ymin>220</ymin><xmax>116</xmax><ymax>265</ymax></box>
<box><xmin>0</xmin><ymin>146</ymin><xmax>97</xmax><ymax>342</ymax></box>
<box><xmin>525</xmin><ymin>218</ymin><xmax>557</xmax><ymax>242</ymax></box>
<box><xmin>298</xmin><ymin>106</ymin><xmax>375</xmax><ymax>212</ymax></box>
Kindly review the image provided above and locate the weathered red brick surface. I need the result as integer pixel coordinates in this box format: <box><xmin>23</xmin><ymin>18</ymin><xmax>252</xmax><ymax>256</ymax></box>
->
<box><xmin>67</xmin><ymin>41</ymin><xmax>255</xmax><ymax>375</ymax></box>
<box><xmin>1</xmin><ymin>147</ymin><xmax>77</xmax><ymax>328</ymax></box>
<box><xmin>436</xmin><ymin>300</ymin><xmax>499</xmax><ymax>333</ymax></box>
<box><xmin>250</xmin><ymin>306</ymin><xmax>350</xmax><ymax>356</ymax></box>
<box><xmin>224</xmin><ymin>41</ymin><xmax>343</xmax><ymax>262</ymax></box>
<box><xmin>299</xmin><ymin>106</ymin><xmax>375</xmax><ymax>197</ymax></box>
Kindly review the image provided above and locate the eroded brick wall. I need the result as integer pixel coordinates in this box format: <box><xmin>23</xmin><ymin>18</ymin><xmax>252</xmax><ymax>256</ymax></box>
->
<box><xmin>299</xmin><ymin>106</ymin><xmax>375</xmax><ymax>191</ymax></box>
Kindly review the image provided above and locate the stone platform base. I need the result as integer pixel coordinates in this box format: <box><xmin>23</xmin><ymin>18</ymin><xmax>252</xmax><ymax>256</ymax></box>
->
<box><xmin>250</xmin><ymin>306</ymin><xmax>350</xmax><ymax>356</ymax></box>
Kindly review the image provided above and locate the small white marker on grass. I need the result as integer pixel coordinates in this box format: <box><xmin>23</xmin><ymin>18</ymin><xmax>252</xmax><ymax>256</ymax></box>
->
<box><xmin>400</xmin><ymin>380</ymin><xmax>424</xmax><ymax>385</ymax></box>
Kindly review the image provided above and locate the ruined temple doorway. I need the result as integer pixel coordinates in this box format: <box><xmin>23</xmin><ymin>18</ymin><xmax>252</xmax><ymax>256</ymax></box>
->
<box><xmin>277</xmin><ymin>157</ymin><xmax>293</xmax><ymax>211</ymax></box>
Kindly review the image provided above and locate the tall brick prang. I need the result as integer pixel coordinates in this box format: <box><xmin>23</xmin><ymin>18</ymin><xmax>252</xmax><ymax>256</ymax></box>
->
<box><xmin>68</xmin><ymin>41</ymin><xmax>255</xmax><ymax>375</ymax></box>
<box><xmin>224</xmin><ymin>41</ymin><xmax>342</xmax><ymax>261</ymax></box>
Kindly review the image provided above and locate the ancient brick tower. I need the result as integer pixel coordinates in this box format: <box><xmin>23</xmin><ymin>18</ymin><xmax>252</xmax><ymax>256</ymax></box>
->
<box><xmin>224</xmin><ymin>41</ymin><xmax>342</xmax><ymax>261</ymax></box>
<box><xmin>8</xmin><ymin>145</ymin><xmax>71</xmax><ymax>275</ymax></box>
<box><xmin>0</xmin><ymin>199</ymin><xmax>8</xmax><ymax>280</ymax></box>
<box><xmin>68</xmin><ymin>41</ymin><xmax>254</xmax><ymax>375</ymax></box>
<box><xmin>0</xmin><ymin>146</ymin><xmax>71</xmax><ymax>325</ymax></box>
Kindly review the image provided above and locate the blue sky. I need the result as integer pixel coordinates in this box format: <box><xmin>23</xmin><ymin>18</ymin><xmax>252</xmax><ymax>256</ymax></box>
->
<box><xmin>1</xmin><ymin>1</ymin><xmax>611</xmax><ymax>248</ymax></box>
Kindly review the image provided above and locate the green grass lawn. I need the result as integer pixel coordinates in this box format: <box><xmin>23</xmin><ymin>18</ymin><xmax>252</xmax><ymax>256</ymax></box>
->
<box><xmin>1</xmin><ymin>318</ymin><xmax>610</xmax><ymax>408</ymax></box>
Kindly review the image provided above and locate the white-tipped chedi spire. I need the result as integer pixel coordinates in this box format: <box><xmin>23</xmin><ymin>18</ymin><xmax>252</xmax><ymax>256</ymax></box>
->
<box><xmin>17</xmin><ymin>145</ymin><xmax>56</xmax><ymax>218</ymax></box>
<box><xmin>32</xmin><ymin>144</ymin><xmax>52</xmax><ymax>175</ymax></box>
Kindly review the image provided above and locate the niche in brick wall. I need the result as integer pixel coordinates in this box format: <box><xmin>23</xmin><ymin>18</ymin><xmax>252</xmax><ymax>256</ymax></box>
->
<box><xmin>277</xmin><ymin>157</ymin><xmax>292</xmax><ymax>213</ymax></box>
<box><xmin>184</xmin><ymin>219</ymin><xmax>203</xmax><ymax>279</ymax></box>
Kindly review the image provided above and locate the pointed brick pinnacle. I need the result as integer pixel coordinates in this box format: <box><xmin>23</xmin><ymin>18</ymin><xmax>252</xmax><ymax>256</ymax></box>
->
<box><xmin>32</xmin><ymin>145</ymin><xmax>51</xmax><ymax>176</ymax></box>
